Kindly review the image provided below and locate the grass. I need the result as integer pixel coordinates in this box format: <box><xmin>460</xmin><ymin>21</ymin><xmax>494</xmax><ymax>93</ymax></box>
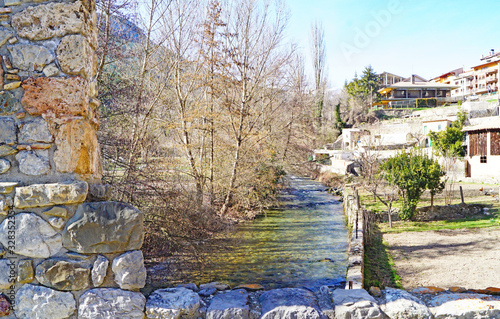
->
<box><xmin>363</xmin><ymin>224</ymin><xmax>402</xmax><ymax>289</ymax></box>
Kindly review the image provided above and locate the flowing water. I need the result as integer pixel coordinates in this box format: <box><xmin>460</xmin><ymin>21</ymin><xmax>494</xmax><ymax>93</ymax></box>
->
<box><xmin>147</xmin><ymin>176</ymin><xmax>349</xmax><ymax>290</ymax></box>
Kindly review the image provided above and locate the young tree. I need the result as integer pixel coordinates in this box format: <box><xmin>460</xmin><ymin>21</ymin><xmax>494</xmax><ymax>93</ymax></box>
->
<box><xmin>310</xmin><ymin>20</ymin><xmax>326</xmax><ymax>127</ymax></box>
<box><xmin>380</xmin><ymin>149</ymin><xmax>444</xmax><ymax>220</ymax></box>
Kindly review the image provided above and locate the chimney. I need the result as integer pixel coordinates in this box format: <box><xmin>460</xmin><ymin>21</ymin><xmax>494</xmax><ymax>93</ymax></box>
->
<box><xmin>411</xmin><ymin>75</ymin><xmax>415</xmax><ymax>84</ymax></box>
<box><xmin>491</xmin><ymin>49</ymin><xmax>495</xmax><ymax>56</ymax></box>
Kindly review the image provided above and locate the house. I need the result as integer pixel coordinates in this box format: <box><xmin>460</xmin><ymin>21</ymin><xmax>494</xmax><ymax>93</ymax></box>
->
<box><xmin>463</xmin><ymin>117</ymin><xmax>500</xmax><ymax>181</ymax></box>
<box><xmin>423</xmin><ymin>119</ymin><xmax>453</xmax><ymax>147</ymax></box>
<box><xmin>377</xmin><ymin>75</ymin><xmax>459</xmax><ymax>108</ymax></box>
<box><xmin>470</xmin><ymin>50</ymin><xmax>500</xmax><ymax>95</ymax></box>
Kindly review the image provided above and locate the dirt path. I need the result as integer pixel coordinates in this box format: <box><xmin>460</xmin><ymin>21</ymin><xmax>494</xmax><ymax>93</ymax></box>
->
<box><xmin>383</xmin><ymin>227</ymin><xmax>500</xmax><ymax>289</ymax></box>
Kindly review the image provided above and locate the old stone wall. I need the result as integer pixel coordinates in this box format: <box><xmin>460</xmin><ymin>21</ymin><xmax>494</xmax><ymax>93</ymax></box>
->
<box><xmin>343</xmin><ymin>186</ymin><xmax>364</xmax><ymax>290</ymax></box>
<box><xmin>0</xmin><ymin>0</ymin><xmax>147</xmax><ymax>317</ymax></box>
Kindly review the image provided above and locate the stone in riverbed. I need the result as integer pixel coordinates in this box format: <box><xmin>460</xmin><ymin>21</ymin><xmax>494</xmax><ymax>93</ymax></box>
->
<box><xmin>78</xmin><ymin>288</ymin><xmax>146</xmax><ymax>319</ymax></box>
<box><xmin>111</xmin><ymin>250</ymin><xmax>146</xmax><ymax>290</ymax></box>
<box><xmin>429</xmin><ymin>293</ymin><xmax>500</xmax><ymax>318</ymax></box>
<box><xmin>63</xmin><ymin>201</ymin><xmax>143</xmax><ymax>253</ymax></box>
<box><xmin>199</xmin><ymin>287</ymin><xmax>217</xmax><ymax>297</ymax></box>
<box><xmin>207</xmin><ymin>289</ymin><xmax>249</xmax><ymax>319</ymax></box>
<box><xmin>146</xmin><ymin>287</ymin><xmax>201</xmax><ymax>319</ymax></box>
<box><xmin>35</xmin><ymin>258</ymin><xmax>91</xmax><ymax>291</ymax></box>
<box><xmin>259</xmin><ymin>288</ymin><xmax>324</xmax><ymax>319</ymax></box>
<box><xmin>177</xmin><ymin>283</ymin><xmax>198</xmax><ymax>291</ymax></box>
<box><xmin>15</xmin><ymin>284</ymin><xmax>76</xmax><ymax>319</ymax></box>
<box><xmin>381</xmin><ymin>287</ymin><xmax>432</xmax><ymax>319</ymax></box>
<box><xmin>14</xmin><ymin>181</ymin><xmax>88</xmax><ymax>209</ymax></box>
<box><xmin>91</xmin><ymin>254</ymin><xmax>108</xmax><ymax>287</ymax></box>
<box><xmin>331</xmin><ymin>289</ymin><xmax>385</xmax><ymax>319</ymax></box>
<box><xmin>0</xmin><ymin>213</ymin><xmax>62</xmax><ymax>258</ymax></box>
<box><xmin>200</xmin><ymin>282</ymin><xmax>230</xmax><ymax>291</ymax></box>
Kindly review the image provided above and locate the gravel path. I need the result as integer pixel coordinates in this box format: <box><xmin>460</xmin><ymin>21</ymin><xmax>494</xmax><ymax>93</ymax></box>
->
<box><xmin>383</xmin><ymin>227</ymin><xmax>500</xmax><ymax>289</ymax></box>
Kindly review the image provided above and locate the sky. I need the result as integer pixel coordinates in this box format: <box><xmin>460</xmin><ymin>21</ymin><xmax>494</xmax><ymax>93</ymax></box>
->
<box><xmin>285</xmin><ymin>0</ymin><xmax>500</xmax><ymax>89</ymax></box>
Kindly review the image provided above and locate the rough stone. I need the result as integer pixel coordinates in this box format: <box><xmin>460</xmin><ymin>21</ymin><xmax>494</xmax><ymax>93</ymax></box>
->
<box><xmin>0</xmin><ymin>159</ymin><xmax>10</xmax><ymax>174</ymax></box>
<box><xmin>18</xmin><ymin>117</ymin><xmax>53</xmax><ymax>143</ymax></box>
<box><xmin>0</xmin><ymin>28</ymin><xmax>13</xmax><ymax>47</ymax></box>
<box><xmin>260</xmin><ymin>288</ymin><xmax>324</xmax><ymax>319</ymax></box>
<box><xmin>16</xmin><ymin>150</ymin><xmax>50</xmax><ymax>175</ymax></box>
<box><xmin>381</xmin><ymin>288</ymin><xmax>432</xmax><ymax>319</ymax></box>
<box><xmin>8</xmin><ymin>44</ymin><xmax>54</xmax><ymax>71</ymax></box>
<box><xmin>48</xmin><ymin>217</ymin><xmax>65</xmax><ymax>229</ymax></box>
<box><xmin>448</xmin><ymin>286</ymin><xmax>467</xmax><ymax>293</ymax></box>
<box><xmin>199</xmin><ymin>287</ymin><xmax>217</xmax><ymax>297</ymax></box>
<box><xmin>91</xmin><ymin>254</ymin><xmax>108</xmax><ymax>287</ymax></box>
<box><xmin>0</xmin><ymin>182</ymin><xmax>17</xmax><ymax>194</ymax></box>
<box><xmin>146</xmin><ymin>287</ymin><xmax>202</xmax><ymax>319</ymax></box>
<box><xmin>78</xmin><ymin>288</ymin><xmax>146</xmax><ymax>319</ymax></box>
<box><xmin>12</xmin><ymin>1</ymin><xmax>93</xmax><ymax>41</ymax></box>
<box><xmin>17</xmin><ymin>259</ymin><xmax>34</xmax><ymax>284</ymax></box>
<box><xmin>0</xmin><ymin>195</ymin><xmax>12</xmax><ymax>213</ymax></box>
<box><xmin>36</xmin><ymin>258</ymin><xmax>90</xmax><ymax>291</ymax></box>
<box><xmin>43</xmin><ymin>206</ymin><xmax>68</xmax><ymax>218</ymax></box>
<box><xmin>0</xmin><ymin>145</ymin><xmax>17</xmax><ymax>156</ymax></box>
<box><xmin>235</xmin><ymin>284</ymin><xmax>265</xmax><ymax>291</ymax></box>
<box><xmin>207</xmin><ymin>289</ymin><xmax>249</xmax><ymax>319</ymax></box>
<box><xmin>0</xmin><ymin>259</ymin><xmax>13</xmax><ymax>289</ymax></box>
<box><xmin>62</xmin><ymin>201</ymin><xmax>143</xmax><ymax>253</ymax></box>
<box><xmin>200</xmin><ymin>282</ymin><xmax>231</xmax><ymax>291</ymax></box>
<box><xmin>0</xmin><ymin>117</ymin><xmax>16</xmax><ymax>144</ymax></box>
<box><xmin>429</xmin><ymin>293</ymin><xmax>500</xmax><ymax>318</ymax></box>
<box><xmin>111</xmin><ymin>250</ymin><xmax>146</xmax><ymax>290</ymax></box>
<box><xmin>0</xmin><ymin>294</ymin><xmax>10</xmax><ymax>317</ymax></box>
<box><xmin>53</xmin><ymin>119</ymin><xmax>101</xmax><ymax>176</ymax></box>
<box><xmin>15</xmin><ymin>284</ymin><xmax>76</xmax><ymax>319</ymax></box>
<box><xmin>14</xmin><ymin>181</ymin><xmax>88</xmax><ymax>209</ymax></box>
<box><xmin>87</xmin><ymin>183</ymin><xmax>112</xmax><ymax>201</ymax></box>
<box><xmin>4</xmin><ymin>81</ymin><xmax>21</xmax><ymax>91</ymax></box>
<box><xmin>331</xmin><ymin>289</ymin><xmax>385</xmax><ymax>319</ymax></box>
<box><xmin>21</xmin><ymin>77</ymin><xmax>90</xmax><ymax>117</ymax></box>
<box><xmin>0</xmin><ymin>213</ymin><xmax>62</xmax><ymax>258</ymax></box>
<box><xmin>0</xmin><ymin>92</ymin><xmax>21</xmax><ymax>116</ymax></box>
<box><xmin>43</xmin><ymin>63</ymin><xmax>60</xmax><ymax>77</ymax></box>
<box><xmin>412</xmin><ymin>287</ymin><xmax>446</xmax><ymax>294</ymax></box>
<box><xmin>177</xmin><ymin>283</ymin><xmax>198</xmax><ymax>291</ymax></box>
<box><xmin>369</xmin><ymin>286</ymin><xmax>382</xmax><ymax>297</ymax></box>
<box><xmin>57</xmin><ymin>34</ymin><xmax>96</xmax><ymax>78</ymax></box>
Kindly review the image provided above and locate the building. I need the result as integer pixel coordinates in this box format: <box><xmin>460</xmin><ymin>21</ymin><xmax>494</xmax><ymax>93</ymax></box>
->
<box><xmin>470</xmin><ymin>50</ymin><xmax>500</xmax><ymax>96</ymax></box>
<box><xmin>377</xmin><ymin>75</ymin><xmax>459</xmax><ymax>108</ymax></box>
<box><xmin>422</xmin><ymin>119</ymin><xmax>453</xmax><ymax>147</ymax></box>
<box><xmin>380</xmin><ymin>72</ymin><xmax>406</xmax><ymax>87</ymax></box>
<box><xmin>463</xmin><ymin>117</ymin><xmax>500</xmax><ymax>181</ymax></box>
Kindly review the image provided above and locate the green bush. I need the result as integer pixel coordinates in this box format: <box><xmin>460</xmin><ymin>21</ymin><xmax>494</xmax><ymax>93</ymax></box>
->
<box><xmin>416</xmin><ymin>98</ymin><xmax>437</xmax><ymax>108</ymax></box>
<box><xmin>457</xmin><ymin>100</ymin><xmax>462</xmax><ymax>106</ymax></box>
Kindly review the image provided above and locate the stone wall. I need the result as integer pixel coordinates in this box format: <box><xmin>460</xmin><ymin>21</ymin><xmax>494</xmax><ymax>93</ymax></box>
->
<box><xmin>343</xmin><ymin>186</ymin><xmax>364</xmax><ymax>290</ymax></box>
<box><xmin>0</xmin><ymin>0</ymin><xmax>148</xmax><ymax>317</ymax></box>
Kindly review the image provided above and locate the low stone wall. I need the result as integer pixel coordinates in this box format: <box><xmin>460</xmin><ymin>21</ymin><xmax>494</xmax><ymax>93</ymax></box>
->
<box><xmin>343</xmin><ymin>186</ymin><xmax>364</xmax><ymax>290</ymax></box>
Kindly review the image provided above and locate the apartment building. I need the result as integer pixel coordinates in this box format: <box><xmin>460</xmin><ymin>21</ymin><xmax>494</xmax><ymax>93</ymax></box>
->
<box><xmin>470</xmin><ymin>50</ymin><xmax>500</xmax><ymax>95</ymax></box>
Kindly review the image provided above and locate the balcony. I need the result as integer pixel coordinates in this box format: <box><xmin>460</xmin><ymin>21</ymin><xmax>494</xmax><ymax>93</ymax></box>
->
<box><xmin>487</xmin><ymin>76</ymin><xmax>497</xmax><ymax>83</ymax></box>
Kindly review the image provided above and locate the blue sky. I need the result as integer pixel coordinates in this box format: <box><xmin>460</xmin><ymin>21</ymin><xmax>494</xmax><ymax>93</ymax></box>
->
<box><xmin>285</xmin><ymin>0</ymin><xmax>500</xmax><ymax>89</ymax></box>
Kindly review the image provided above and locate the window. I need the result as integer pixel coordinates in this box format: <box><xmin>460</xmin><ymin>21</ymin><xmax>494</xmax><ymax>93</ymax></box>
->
<box><xmin>438</xmin><ymin>125</ymin><xmax>442</xmax><ymax>130</ymax></box>
<box><xmin>480</xmin><ymin>155</ymin><xmax>487</xmax><ymax>163</ymax></box>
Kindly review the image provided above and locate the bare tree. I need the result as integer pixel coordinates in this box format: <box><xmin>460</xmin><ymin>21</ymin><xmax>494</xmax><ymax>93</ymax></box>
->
<box><xmin>310</xmin><ymin>20</ymin><xmax>326</xmax><ymax>127</ymax></box>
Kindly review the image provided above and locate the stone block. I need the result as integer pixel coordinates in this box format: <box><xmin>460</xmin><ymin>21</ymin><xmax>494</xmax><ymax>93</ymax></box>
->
<box><xmin>146</xmin><ymin>287</ymin><xmax>201</xmax><ymax>319</ymax></box>
<box><xmin>35</xmin><ymin>258</ymin><xmax>91</xmax><ymax>291</ymax></box>
<box><xmin>111</xmin><ymin>250</ymin><xmax>146</xmax><ymax>290</ymax></box>
<box><xmin>62</xmin><ymin>201</ymin><xmax>143</xmax><ymax>253</ymax></box>
<box><xmin>3</xmin><ymin>81</ymin><xmax>21</xmax><ymax>90</ymax></box>
<box><xmin>18</xmin><ymin>117</ymin><xmax>53</xmax><ymax>143</ymax></box>
<box><xmin>0</xmin><ymin>27</ymin><xmax>13</xmax><ymax>47</ymax></box>
<box><xmin>429</xmin><ymin>293</ymin><xmax>500</xmax><ymax>318</ymax></box>
<box><xmin>0</xmin><ymin>159</ymin><xmax>10</xmax><ymax>174</ymax></box>
<box><xmin>331</xmin><ymin>289</ymin><xmax>386</xmax><ymax>319</ymax></box>
<box><xmin>48</xmin><ymin>217</ymin><xmax>65</xmax><ymax>229</ymax></box>
<box><xmin>0</xmin><ymin>117</ymin><xmax>16</xmax><ymax>144</ymax></box>
<box><xmin>207</xmin><ymin>289</ymin><xmax>250</xmax><ymax>319</ymax></box>
<box><xmin>0</xmin><ymin>92</ymin><xmax>21</xmax><ymax>116</ymax></box>
<box><xmin>0</xmin><ymin>294</ymin><xmax>10</xmax><ymax>317</ymax></box>
<box><xmin>53</xmin><ymin>119</ymin><xmax>101</xmax><ymax>177</ymax></box>
<box><xmin>43</xmin><ymin>206</ymin><xmax>68</xmax><ymax>218</ymax></box>
<box><xmin>0</xmin><ymin>213</ymin><xmax>62</xmax><ymax>258</ymax></box>
<box><xmin>381</xmin><ymin>288</ymin><xmax>432</xmax><ymax>319</ymax></box>
<box><xmin>12</xmin><ymin>1</ymin><xmax>93</xmax><ymax>41</ymax></box>
<box><xmin>57</xmin><ymin>34</ymin><xmax>96</xmax><ymax>78</ymax></box>
<box><xmin>0</xmin><ymin>145</ymin><xmax>17</xmax><ymax>156</ymax></box>
<box><xmin>21</xmin><ymin>76</ymin><xmax>90</xmax><ymax>117</ymax></box>
<box><xmin>15</xmin><ymin>284</ymin><xmax>76</xmax><ymax>319</ymax></box>
<box><xmin>16</xmin><ymin>150</ymin><xmax>51</xmax><ymax>175</ymax></box>
<box><xmin>14</xmin><ymin>181</ymin><xmax>88</xmax><ymax>209</ymax></box>
<box><xmin>260</xmin><ymin>288</ymin><xmax>324</xmax><ymax>319</ymax></box>
<box><xmin>8</xmin><ymin>44</ymin><xmax>54</xmax><ymax>71</ymax></box>
<box><xmin>0</xmin><ymin>259</ymin><xmax>14</xmax><ymax>289</ymax></box>
<box><xmin>17</xmin><ymin>259</ymin><xmax>34</xmax><ymax>284</ymax></box>
<box><xmin>78</xmin><ymin>288</ymin><xmax>146</xmax><ymax>319</ymax></box>
<box><xmin>91</xmin><ymin>254</ymin><xmax>108</xmax><ymax>287</ymax></box>
<box><xmin>43</xmin><ymin>63</ymin><xmax>60</xmax><ymax>77</ymax></box>
<box><xmin>87</xmin><ymin>183</ymin><xmax>112</xmax><ymax>201</ymax></box>
<box><xmin>0</xmin><ymin>182</ymin><xmax>17</xmax><ymax>194</ymax></box>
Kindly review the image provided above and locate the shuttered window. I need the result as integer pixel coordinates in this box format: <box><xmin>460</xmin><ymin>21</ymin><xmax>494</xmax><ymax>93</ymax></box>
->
<box><xmin>468</xmin><ymin>131</ymin><xmax>488</xmax><ymax>156</ymax></box>
<box><xmin>491</xmin><ymin>131</ymin><xmax>500</xmax><ymax>155</ymax></box>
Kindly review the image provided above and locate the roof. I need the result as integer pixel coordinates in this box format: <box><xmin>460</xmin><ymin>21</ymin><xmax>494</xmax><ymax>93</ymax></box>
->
<box><xmin>463</xmin><ymin>118</ymin><xmax>500</xmax><ymax>132</ymax></box>
<box><xmin>431</xmin><ymin>68</ymin><xmax>464</xmax><ymax>81</ymax></box>
<box><xmin>422</xmin><ymin>119</ymin><xmax>452</xmax><ymax>124</ymax></box>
